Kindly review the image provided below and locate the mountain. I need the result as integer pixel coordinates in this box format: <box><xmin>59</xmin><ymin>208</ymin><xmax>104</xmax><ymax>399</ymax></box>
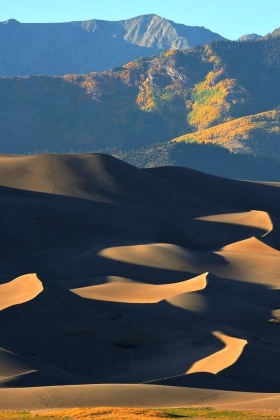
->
<box><xmin>1</xmin><ymin>36</ymin><xmax>280</xmax><ymax>179</ymax></box>
<box><xmin>263</xmin><ymin>27</ymin><xmax>280</xmax><ymax>39</ymax></box>
<box><xmin>0</xmin><ymin>15</ymin><xmax>226</xmax><ymax>76</ymax></box>
<box><xmin>237</xmin><ymin>33</ymin><xmax>261</xmax><ymax>42</ymax></box>
<box><xmin>0</xmin><ymin>37</ymin><xmax>280</xmax><ymax>148</ymax></box>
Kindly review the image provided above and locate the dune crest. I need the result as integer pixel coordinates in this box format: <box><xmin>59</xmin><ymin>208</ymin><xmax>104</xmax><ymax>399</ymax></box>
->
<box><xmin>70</xmin><ymin>273</ymin><xmax>208</xmax><ymax>303</ymax></box>
<box><xmin>0</xmin><ymin>347</ymin><xmax>35</xmax><ymax>380</ymax></box>
<box><xmin>218</xmin><ymin>236</ymin><xmax>280</xmax><ymax>254</ymax></box>
<box><xmin>196</xmin><ymin>210</ymin><xmax>273</xmax><ymax>236</ymax></box>
<box><xmin>1</xmin><ymin>154</ymin><xmax>280</xmax><ymax>409</ymax></box>
<box><xmin>98</xmin><ymin>243</ymin><xmax>200</xmax><ymax>271</ymax></box>
<box><xmin>1</xmin><ymin>383</ymin><xmax>280</xmax><ymax>410</ymax></box>
<box><xmin>186</xmin><ymin>331</ymin><xmax>247</xmax><ymax>375</ymax></box>
<box><xmin>0</xmin><ymin>274</ymin><xmax>43</xmax><ymax>311</ymax></box>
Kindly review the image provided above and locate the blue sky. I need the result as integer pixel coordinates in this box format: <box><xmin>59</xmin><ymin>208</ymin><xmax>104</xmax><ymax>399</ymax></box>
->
<box><xmin>1</xmin><ymin>0</ymin><xmax>280</xmax><ymax>40</ymax></box>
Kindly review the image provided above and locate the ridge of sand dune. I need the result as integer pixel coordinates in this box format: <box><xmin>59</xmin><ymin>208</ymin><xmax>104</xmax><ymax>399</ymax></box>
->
<box><xmin>0</xmin><ymin>347</ymin><xmax>35</xmax><ymax>379</ymax></box>
<box><xmin>218</xmin><ymin>236</ymin><xmax>280</xmax><ymax>254</ymax></box>
<box><xmin>0</xmin><ymin>154</ymin><xmax>123</xmax><ymax>201</ymax></box>
<box><xmin>70</xmin><ymin>273</ymin><xmax>208</xmax><ymax>303</ymax></box>
<box><xmin>196</xmin><ymin>210</ymin><xmax>273</xmax><ymax>236</ymax></box>
<box><xmin>0</xmin><ymin>273</ymin><xmax>43</xmax><ymax>311</ymax></box>
<box><xmin>98</xmin><ymin>243</ymin><xmax>204</xmax><ymax>272</ymax></box>
<box><xmin>215</xmin><ymin>250</ymin><xmax>280</xmax><ymax>288</ymax></box>
<box><xmin>1</xmin><ymin>154</ymin><xmax>280</xmax><ymax>409</ymax></box>
<box><xmin>0</xmin><ymin>384</ymin><xmax>280</xmax><ymax>410</ymax></box>
<box><xmin>0</xmin><ymin>154</ymin><xmax>224</xmax><ymax>212</ymax></box>
<box><xmin>146</xmin><ymin>166</ymin><xmax>280</xmax><ymax>219</ymax></box>
<box><xmin>186</xmin><ymin>332</ymin><xmax>247</xmax><ymax>375</ymax></box>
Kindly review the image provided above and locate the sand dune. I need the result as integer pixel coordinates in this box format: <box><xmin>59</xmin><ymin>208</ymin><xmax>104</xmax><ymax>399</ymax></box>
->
<box><xmin>71</xmin><ymin>273</ymin><xmax>207</xmax><ymax>303</ymax></box>
<box><xmin>98</xmin><ymin>243</ymin><xmax>207</xmax><ymax>273</ymax></box>
<box><xmin>218</xmin><ymin>236</ymin><xmax>280</xmax><ymax>254</ymax></box>
<box><xmin>0</xmin><ymin>347</ymin><xmax>35</xmax><ymax>380</ymax></box>
<box><xmin>0</xmin><ymin>154</ymin><xmax>280</xmax><ymax>411</ymax></box>
<box><xmin>196</xmin><ymin>210</ymin><xmax>273</xmax><ymax>236</ymax></box>
<box><xmin>186</xmin><ymin>331</ymin><xmax>247</xmax><ymax>374</ymax></box>
<box><xmin>0</xmin><ymin>273</ymin><xmax>43</xmax><ymax>310</ymax></box>
<box><xmin>1</xmin><ymin>384</ymin><xmax>280</xmax><ymax>411</ymax></box>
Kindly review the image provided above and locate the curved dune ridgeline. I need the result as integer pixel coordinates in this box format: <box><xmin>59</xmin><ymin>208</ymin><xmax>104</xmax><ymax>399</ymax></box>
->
<box><xmin>0</xmin><ymin>154</ymin><xmax>280</xmax><ymax>411</ymax></box>
<box><xmin>70</xmin><ymin>273</ymin><xmax>208</xmax><ymax>303</ymax></box>
<box><xmin>0</xmin><ymin>274</ymin><xmax>43</xmax><ymax>311</ymax></box>
<box><xmin>186</xmin><ymin>331</ymin><xmax>248</xmax><ymax>375</ymax></box>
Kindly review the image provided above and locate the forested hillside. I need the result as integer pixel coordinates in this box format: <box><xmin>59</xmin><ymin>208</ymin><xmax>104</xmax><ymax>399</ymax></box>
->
<box><xmin>1</xmin><ymin>36</ymin><xmax>280</xmax><ymax>178</ymax></box>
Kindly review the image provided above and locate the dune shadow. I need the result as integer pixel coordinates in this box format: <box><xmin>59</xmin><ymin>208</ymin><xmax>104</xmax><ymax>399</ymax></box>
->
<box><xmin>0</xmin><ymin>160</ymin><xmax>280</xmax><ymax>393</ymax></box>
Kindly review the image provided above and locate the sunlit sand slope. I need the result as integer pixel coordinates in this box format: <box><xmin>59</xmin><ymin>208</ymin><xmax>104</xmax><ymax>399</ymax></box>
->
<box><xmin>186</xmin><ymin>332</ymin><xmax>247</xmax><ymax>374</ymax></box>
<box><xmin>0</xmin><ymin>273</ymin><xmax>43</xmax><ymax>310</ymax></box>
<box><xmin>71</xmin><ymin>273</ymin><xmax>207</xmax><ymax>303</ymax></box>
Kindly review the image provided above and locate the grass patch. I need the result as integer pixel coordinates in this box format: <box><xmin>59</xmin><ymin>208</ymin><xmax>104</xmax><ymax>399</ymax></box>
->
<box><xmin>2</xmin><ymin>407</ymin><xmax>280</xmax><ymax>419</ymax></box>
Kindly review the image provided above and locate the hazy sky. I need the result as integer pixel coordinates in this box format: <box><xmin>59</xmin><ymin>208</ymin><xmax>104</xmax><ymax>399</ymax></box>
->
<box><xmin>1</xmin><ymin>0</ymin><xmax>280</xmax><ymax>40</ymax></box>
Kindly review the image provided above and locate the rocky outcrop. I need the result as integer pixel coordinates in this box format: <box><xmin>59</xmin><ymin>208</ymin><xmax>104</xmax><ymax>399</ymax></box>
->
<box><xmin>237</xmin><ymin>33</ymin><xmax>261</xmax><ymax>42</ymax></box>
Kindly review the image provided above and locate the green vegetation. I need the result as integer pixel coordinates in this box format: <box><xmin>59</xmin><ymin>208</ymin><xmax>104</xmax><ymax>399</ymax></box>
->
<box><xmin>112</xmin><ymin>142</ymin><xmax>280</xmax><ymax>181</ymax></box>
<box><xmin>2</xmin><ymin>38</ymin><xmax>280</xmax><ymax>155</ymax></box>
<box><xmin>2</xmin><ymin>407</ymin><xmax>280</xmax><ymax>419</ymax></box>
<box><xmin>173</xmin><ymin>110</ymin><xmax>280</xmax><ymax>157</ymax></box>
<box><xmin>188</xmin><ymin>74</ymin><xmax>234</xmax><ymax>130</ymax></box>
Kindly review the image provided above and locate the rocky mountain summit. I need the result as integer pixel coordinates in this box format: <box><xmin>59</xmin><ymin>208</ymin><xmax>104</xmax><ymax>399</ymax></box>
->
<box><xmin>263</xmin><ymin>26</ymin><xmax>280</xmax><ymax>39</ymax></box>
<box><xmin>237</xmin><ymin>33</ymin><xmax>261</xmax><ymax>42</ymax></box>
<box><xmin>0</xmin><ymin>14</ymin><xmax>226</xmax><ymax>76</ymax></box>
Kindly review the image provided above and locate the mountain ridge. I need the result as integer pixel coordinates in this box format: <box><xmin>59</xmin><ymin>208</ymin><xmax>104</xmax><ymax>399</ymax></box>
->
<box><xmin>1</xmin><ymin>35</ymin><xmax>280</xmax><ymax>179</ymax></box>
<box><xmin>0</xmin><ymin>14</ymin><xmax>226</xmax><ymax>77</ymax></box>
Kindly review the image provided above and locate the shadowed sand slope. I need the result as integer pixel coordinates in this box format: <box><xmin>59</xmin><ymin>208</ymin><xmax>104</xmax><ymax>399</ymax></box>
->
<box><xmin>196</xmin><ymin>210</ymin><xmax>273</xmax><ymax>235</ymax></box>
<box><xmin>0</xmin><ymin>154</ymin><xmax>280</xmax><ymax>410</ymax></box>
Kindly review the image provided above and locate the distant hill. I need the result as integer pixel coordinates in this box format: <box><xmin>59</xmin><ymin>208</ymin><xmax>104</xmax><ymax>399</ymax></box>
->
<box><xmin>237</xmin><ymin>34</ymin><xmax>261</xmax><ymax>42</ymax></box>
<box><xmin>0</xmin><ymin>15</ymin><xmax>226</xmax><ymax>76</ymax></box>
<box><xmin>112</xmin><ymin>142</ymin><xmax>280</xmax><ymax>181</ymax></box>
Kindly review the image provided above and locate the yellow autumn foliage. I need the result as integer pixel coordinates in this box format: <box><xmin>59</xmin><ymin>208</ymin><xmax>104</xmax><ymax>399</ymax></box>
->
<box><xmin>203</xmin><ymin>44</ymin><xmax>223</xmax><ymax>66</ymax></box>
<box><xmin>136</xmin><ymin>79</ymin><xmax>155</xmax><ymax>110</ymax></box>
<box><xmin>63</xmin><ymin>74</ymin><xmax>79</xmax><ymax>83</ymax></box>
<box><xmin>173</xmin><ymin>110</ymin><xmax>280</xmax><ymax>148</ymax></box>
<box><xmin>124</xmin><ymin>60</ymin><xmax>144</xmax><ymax>69</ymax></box>
<box><xmin>163</xmin><ymin>48</ymin><xmax>178</xmax><ymax>57</ymax></box>
<box><xmin>188</xmin><ymin>70</ymin><xmax>235</xmax><ymax>130</ymax></box>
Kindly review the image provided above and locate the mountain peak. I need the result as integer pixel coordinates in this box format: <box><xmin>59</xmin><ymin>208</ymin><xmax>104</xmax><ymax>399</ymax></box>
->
<box><xmin>237</xmin><ymin>33</ymin><xmax>261</xmax><ymax>42</ymax></box>
<box><xmin>0</xmin><ymin>15</ymin><xmax>226</xmax><ymax>76</ymax></box>
<box><xmin>263</xmin><ymin>27</ymin><xmax>280</xmax><ymax>39</ymax></box>
<box><xmin>2</xmin><ymin>18</ymin><xmax>20</xmax><ymax>25</ymax></box>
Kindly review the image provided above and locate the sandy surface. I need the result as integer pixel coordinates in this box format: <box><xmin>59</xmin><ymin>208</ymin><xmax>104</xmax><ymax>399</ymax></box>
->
<box><xmin>0</xmin><ymin>273</ymin><xmax>43</xmax><ymax>310</ymax></box>
<box><xmin>0</xmin><ymin>153</ymin><xmax>280</xmax><ymax>410</ymax></box>
<box><xmin>71</xmin><ymin>273</ymin><xmax>207</xmax><ymax>303</ymax></box>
